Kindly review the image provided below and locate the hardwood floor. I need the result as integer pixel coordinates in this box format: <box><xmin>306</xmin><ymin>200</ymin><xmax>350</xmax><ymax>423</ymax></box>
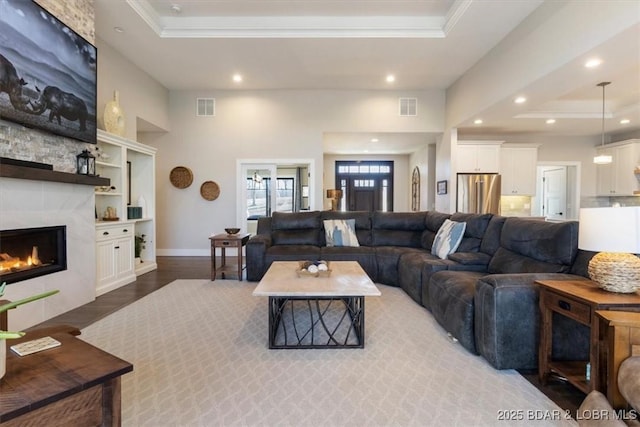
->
<box><xmin>30</xmin><ymin>256</ymin><xmax>586</xmax><ymax>414</ymax></box>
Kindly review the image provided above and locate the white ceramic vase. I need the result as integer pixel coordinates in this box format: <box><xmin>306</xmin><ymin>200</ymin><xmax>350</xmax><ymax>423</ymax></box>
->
<box><xmin>104</xmin><ymin>90</ymin><xmax>125</xmax><ymax>136</ymax></box>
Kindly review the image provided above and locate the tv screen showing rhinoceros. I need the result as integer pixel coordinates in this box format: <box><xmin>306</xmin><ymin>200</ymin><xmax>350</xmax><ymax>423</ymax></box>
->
<box><xmin>0</xmin><ymin>0</ymin><xmax>97</xmax><ymax>144</ymax></box>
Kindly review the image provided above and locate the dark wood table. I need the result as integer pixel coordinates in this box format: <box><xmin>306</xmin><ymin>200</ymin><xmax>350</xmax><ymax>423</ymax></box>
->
<box><xmin>0</xmin><ymin>326</ymin><xmax>133</xmax><ymax>426</ymax></box>
<box><xmin>537</xmin><ymin>279</ymin><xmax>640</xmax><ymax>398</ymax></box>
<box><xmin>209</xmin><ymin>233</ymin><xmax>250</xmax><ymax>281</ymax></box>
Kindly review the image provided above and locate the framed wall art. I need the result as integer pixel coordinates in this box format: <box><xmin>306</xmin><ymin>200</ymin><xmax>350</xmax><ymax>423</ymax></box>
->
<box><xmin>0</xmin><ymin>0</ymin><xmax>97</xmax><ymax>143</ymax></box>
<box><xmin>437</xmin><ymin>180</ymin><xmax>448</xmax><ymax>195</ymax></box>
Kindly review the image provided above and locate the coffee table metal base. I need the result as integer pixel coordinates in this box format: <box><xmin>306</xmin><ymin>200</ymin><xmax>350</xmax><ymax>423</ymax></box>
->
<box><xmin>268</xmin><ymin>296</ymin><xmax>365</xmax><ymax>349</ymax></box>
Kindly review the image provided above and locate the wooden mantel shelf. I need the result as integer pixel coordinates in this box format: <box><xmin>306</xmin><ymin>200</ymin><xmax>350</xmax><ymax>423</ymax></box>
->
<box><xmin>0</xmin><ymin>163</ymin><xmax>109</xmax><ymax>186</ymax></box>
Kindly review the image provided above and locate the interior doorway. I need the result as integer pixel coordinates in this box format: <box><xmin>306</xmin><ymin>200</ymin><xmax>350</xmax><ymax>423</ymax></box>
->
<box><xmin>237</xmin><ymin>159</ymin><xmax>315</xmax><ymax>234</ymax></box>
<box><xmin>534</xmin><ymin>162</ymin><xmax>581</xmax><ymax>220</ymax></box>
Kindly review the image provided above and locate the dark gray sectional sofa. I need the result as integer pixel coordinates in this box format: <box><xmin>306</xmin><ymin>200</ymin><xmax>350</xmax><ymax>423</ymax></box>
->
<box><xmin>246</xmin><ymin>210</ymin><xmax>592</xmax><ymax>370</ymax></box>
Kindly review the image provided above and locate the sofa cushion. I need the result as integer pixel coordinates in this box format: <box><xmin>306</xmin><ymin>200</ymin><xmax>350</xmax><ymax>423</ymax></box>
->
<box><xmin>375</xmin><ymin>246</ymin><xmax>425</xmax><ymax>286</ymax></box>
<box><xmin>271</xmin><ymin>211</ymin><xmax>322</xmax><ymax>246</ymax></box>
<box><xmin>265</xmin><ymin>245</ymin><xmax>320</xmax><ymax>261</ymax></box>
<box><xmin>450</xmin><ymin>213</ymin><xmax>493</xmax><ymax>252</ymax></box>
<box><xmin>323</xmin><ymin>219</ymin><xmax>360</xmax><ymax>247</ymax></box>
<box><xmin>422</xmin><ymin>211</ymin><xmax>451</xmax><ymax>249</ymax></box>
<box><xmin>321</xmin><ymin>211</ymin><xmax>372</xmax><ymax>246</ymax></box>
<box><xmin>320</xmin><ymin>246</ymin><xmax>376</xmax><ymax>281</ymax></box>
<box><xmin>479</xmin><ymin>215</ymin><xmax>506</xmax><ymax>256</ymax></box>
<box><xmin>272</xmin><ymin>211</ymin><xmax>321</xmax><ymax>229</ymax></box>
<box><xmin>488</xmin><ymin>218</ymin><xmax>578</xmax><ymax>274</ymax></box>
<box><xmin>431</xmin><ymin>219</ymin><xmax>466</xmax><ymax>259</ymax></box>
<box><xmin>397</xmin><ymin>251</ymin><xmax>451</xmax><ymax>307</ymax></box>
<box><xmin>373</xmin><ymin>212</ymin><xmax>426</xmax><ymax>247</ymax></box>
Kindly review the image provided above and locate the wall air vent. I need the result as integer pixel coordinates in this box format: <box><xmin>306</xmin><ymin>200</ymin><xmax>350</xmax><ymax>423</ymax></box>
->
<box><xmin>399</xmin><ymin>98</ymin><xmax>418</xmax><ymax>116</ymax></box>
<box><xmin>196</xmin><ymin>98</ymin><xmax>215</xmax><ymax>116</ymax></box>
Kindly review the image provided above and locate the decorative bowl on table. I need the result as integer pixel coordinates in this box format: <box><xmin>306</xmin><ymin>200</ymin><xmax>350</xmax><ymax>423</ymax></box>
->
<box><xmin>297</xmin><ymin>260</ymin><xmax>331</xmax><ymax>277</ymax></box>
<box><xmin>225</xmin><ymin>228</ymin><xmax>240</xmax><ymax>235</ymax></box>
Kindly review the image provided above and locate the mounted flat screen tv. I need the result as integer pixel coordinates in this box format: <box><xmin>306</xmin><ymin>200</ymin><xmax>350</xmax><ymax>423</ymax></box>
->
<box><xmin>0</xmin><ymin>0</ymin><xmax>97</xmax><ymax>144</ymax></box>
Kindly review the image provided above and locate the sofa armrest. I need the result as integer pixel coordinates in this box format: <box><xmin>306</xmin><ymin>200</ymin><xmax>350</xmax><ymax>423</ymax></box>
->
<box><xmin>246</xmin><ymin>235</ymin><xmax>272</xmax><ymax>281</ymax></box>
<box><xmin>447</xmin><ymin>252</ymin><xmax>491</xmax><ymax>266</ymax></box>
<box><xmin>474</xmin><ymin>273</ymin><xmax>590</xmax><ymax>370</ymax></box>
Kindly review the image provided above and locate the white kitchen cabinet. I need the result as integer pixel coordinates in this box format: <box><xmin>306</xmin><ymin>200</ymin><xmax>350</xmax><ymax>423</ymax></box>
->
<box><xmin>96</xmin><ymin>222</ymin><xmax>136</xmax><ymax>296</ymax></box>
<box><xmin>95</xmin><ymin>129</ymin><xmax>157</xmax><ymax>287</ymax></box>
<box><xmin>596</xmin><ymin>139</ymin><xmax>640</xmax><ymax>196</ymax></box>
<box><xmin>457</xmin><ymin>142</ymin><xmax>502</xmax><ymax>173</ymax></box>
<box><xmin>501</xmin><ymin>146</ymin><xmax>538</xmax><ymax>195</ymax></box>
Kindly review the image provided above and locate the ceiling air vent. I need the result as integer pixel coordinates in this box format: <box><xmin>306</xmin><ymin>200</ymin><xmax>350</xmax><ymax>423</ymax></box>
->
<box><xmin>399</xmin><ymin>98</ymin><xmax>418</xmax><ymax>116</ymax></box>
<box><xmin>196</xmin><ymin>98</ymin><xmax>215</xmax><ymax>117</ymax></box>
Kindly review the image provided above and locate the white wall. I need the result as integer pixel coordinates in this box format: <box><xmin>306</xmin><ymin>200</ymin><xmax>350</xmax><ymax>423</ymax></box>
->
<box><xmin>97</xmin><ymin>38</ymin><xmax>171</xmax><ymax>137</ymax></box>
<box><xmin>150</xmin><ymin>89</ymin><xmax>444</xmax><ymax>254</ymax></box>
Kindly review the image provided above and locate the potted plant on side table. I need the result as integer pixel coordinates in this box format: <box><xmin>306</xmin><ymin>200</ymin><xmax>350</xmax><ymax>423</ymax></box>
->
<box><xmin>0</xmin><ymin>282</ymin><xmax>59</xmax><ymax>379</ymax></box>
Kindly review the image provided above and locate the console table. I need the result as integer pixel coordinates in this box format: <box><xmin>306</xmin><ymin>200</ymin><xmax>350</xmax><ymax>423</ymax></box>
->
<box><xmin>0</xmin><ymin>326</ymin><xmax>133</xmax><ymax>426</ymax></box>
<box><xmin>537</xmin><ymin>279</ymin><xmax>640</xmax><ymax>397</ymax></box>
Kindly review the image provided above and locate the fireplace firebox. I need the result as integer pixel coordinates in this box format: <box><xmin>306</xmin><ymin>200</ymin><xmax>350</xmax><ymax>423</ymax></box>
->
<box><xmin>0</xmin><ymin>226</ymin><xmax>67</xmax><ymax>284</ymax></box>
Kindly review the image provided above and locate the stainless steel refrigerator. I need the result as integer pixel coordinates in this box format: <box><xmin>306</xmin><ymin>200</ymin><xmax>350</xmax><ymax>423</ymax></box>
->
<box><xmin>456</xmin><ymin>173</ymin><xmax>501</xmax><ymax>214</ymax></box>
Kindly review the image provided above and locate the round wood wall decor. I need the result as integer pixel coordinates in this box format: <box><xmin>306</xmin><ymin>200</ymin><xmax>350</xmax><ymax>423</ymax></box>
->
<box><xmin>200</xmin><ymin>181</ymin><xmax>220</xmax><ymax>201</ymax></box>
<box><xmin>169</xmin><ymin>166</ymin><xmax>193</xmax><ymax>189</ymax></box>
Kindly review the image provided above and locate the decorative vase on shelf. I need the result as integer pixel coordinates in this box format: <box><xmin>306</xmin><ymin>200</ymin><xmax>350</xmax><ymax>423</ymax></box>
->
<box><xmin>103</xmin><ymin>90</ymin><xmax>125</xmax><ymax>136</ymax></box>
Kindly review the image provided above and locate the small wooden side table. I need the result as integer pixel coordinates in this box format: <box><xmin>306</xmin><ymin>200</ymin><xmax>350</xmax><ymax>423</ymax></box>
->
<box><xmin>209</xmin><ymin>233</ymin><xmax>250</xmax><ymax>281</ymax></box>
<box><xmin>537</xmin><ymin>279</ymin><xmax>640</xmax><ymax>397</ymax></box>
<box><xmin>596</xmin><ymin>310</ymin><xmax>640</xmax><ymax>409</ymax></box>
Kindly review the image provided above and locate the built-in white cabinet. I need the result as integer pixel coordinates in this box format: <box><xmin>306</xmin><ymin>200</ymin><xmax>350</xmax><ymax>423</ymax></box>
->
<box><xmin>501</xmin><ymin>146</ymin><xmax>538</xmax><ymax>195</ymax></box>
<box><xmin>596</xmin><ymin>139</ymin><xmax>640</xmax><ymax>196</ymax></box>
<box><xmin>95</xmin><ymin>222</ymin><xmax>136</xmax><ymax>296</ymax></box>
<box><xmin>457</xmin><ymin>141</ymin><xmax>502</xmax><ymax>173</ymax></box>
<box><xmin>95</xmin><ymin>130</ymin><xmax>157</xmax><ymax>295</ymax></box>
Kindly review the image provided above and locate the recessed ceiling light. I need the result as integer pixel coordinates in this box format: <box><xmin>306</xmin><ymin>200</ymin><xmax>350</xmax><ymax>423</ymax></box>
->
<box><xmin>474</xmin><ymin>119</ymin><xmax>483</xmax><ymax>125</ymax></box>
<box><xmin>585</xmin><ymin>58</ymin><xmax>602</xmax><ymax>68</ymax></box>
<box><xmin>386</xmin><ymin>75</ymin><xmax>395</xmax><ymax>83</ymax></box>
<box><xmin>546</xmin><ymin>119</ymin><xmax>556</xmax><ymax>124</ymax></box>
<box><xmin>232</xmin><ymin>74</ymin><xmax>243</xmax><ymax>83</ymax></box>
<box><xmin>514</xmin><ymin>96</ymin><xmax>527</xmax><ymax>104</ymax></box>
<box><xmin>620</xmin><ymin>119</ymin><xmax>630</xmax><ymax>124</ymax></box>
<box><xmin>113</xmin><ymin>26</ymin><xmax>124</xmax><ymax>33</ymax></box>
<box><xmin>371</xmin><ymin>138</ymin><xmax>379</xmax><ymax>142</ymax></box>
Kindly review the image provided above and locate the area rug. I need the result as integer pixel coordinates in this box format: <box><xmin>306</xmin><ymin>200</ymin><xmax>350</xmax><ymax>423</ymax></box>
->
<box><xmin>80</xmin><ymin>280</ymin><xmax>577</xmax><ymax>426</ymax></box>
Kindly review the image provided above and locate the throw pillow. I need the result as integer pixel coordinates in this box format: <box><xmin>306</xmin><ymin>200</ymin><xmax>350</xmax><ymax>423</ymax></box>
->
<box><xmin>431</xmin><ymin>219</ymin><xmax>466</xmax><ymax>259</ymax></box>
<box><xmin>323</xmin><ymin>219</ymin><xmax>360</xmax><ymax>247</ymax></box>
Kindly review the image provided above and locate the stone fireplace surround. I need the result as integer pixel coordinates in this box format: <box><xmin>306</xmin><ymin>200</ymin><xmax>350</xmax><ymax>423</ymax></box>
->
<box><xmin>0</xmin><ymin>171</ymin><xmax>106</xmax><ymax>331</ymax></box>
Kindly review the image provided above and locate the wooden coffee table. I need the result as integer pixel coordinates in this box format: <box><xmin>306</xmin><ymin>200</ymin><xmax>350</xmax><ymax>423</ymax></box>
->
<box><xmin>252</xmin><ymin>261</ymin><xmax>381</xmax><ymax>349</ymax></box>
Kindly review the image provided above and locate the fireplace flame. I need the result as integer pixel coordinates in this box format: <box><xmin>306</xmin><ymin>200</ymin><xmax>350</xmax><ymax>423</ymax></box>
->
<box><xmin>0</xmin><ymin>246</ymin><xmax>44</xmax><ymax>272</ymax></box>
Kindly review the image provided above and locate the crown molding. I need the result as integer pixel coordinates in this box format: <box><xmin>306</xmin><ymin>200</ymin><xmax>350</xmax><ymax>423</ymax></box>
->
<box><xmin>127</xmin><ymin>0</ymin><xmax>454</xmax><ymax>38</ymax></box>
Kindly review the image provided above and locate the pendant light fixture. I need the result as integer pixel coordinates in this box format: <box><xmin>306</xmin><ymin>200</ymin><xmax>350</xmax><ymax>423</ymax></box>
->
<box><xmin>593</xmin><ymin>81</ymin><xmax>613</xmax><ymax>165</ymax></box>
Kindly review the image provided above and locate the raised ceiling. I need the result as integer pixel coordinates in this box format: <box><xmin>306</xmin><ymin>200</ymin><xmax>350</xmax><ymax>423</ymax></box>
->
<box><xmin>95</xmin><ymin>0</ymin><xmax>640</xmax><ymax>152</ymax></box>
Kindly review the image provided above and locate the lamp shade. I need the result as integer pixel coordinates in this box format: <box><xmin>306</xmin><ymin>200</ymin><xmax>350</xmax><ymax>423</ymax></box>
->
<box><xmin>578</xmin><ymin>207</ymin><xmax>640</xmax><ymax>253</ymax></box>
<box><xmin>326</xmin><ymin>189</ymin><xmax>342</xmax><ymax>199</ymax></box>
